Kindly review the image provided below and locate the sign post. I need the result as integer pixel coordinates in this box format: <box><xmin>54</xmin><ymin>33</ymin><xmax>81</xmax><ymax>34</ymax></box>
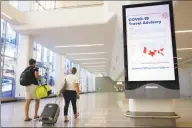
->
<box><xmin>122</xmin><ymin>1</ymin><xmax>180</xmax><ymax>127</ymax></box>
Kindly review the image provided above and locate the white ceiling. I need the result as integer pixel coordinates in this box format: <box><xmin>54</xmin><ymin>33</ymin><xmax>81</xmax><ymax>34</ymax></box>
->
<box><xmin>25</xmin><ymin>15</ymin><xmax>117</xmax><ymax>74</ymax></box>
<box><xmin>16</xmin><ymin>1</ymin><xmax>192</xmax><ymax>75</ymax></box>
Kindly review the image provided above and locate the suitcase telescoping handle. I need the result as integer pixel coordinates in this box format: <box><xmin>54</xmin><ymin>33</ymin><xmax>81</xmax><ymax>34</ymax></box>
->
<box><xmin>55</xmin><ymin>96</ymin><xmax>62</xmax><ymax>105</ymax></box>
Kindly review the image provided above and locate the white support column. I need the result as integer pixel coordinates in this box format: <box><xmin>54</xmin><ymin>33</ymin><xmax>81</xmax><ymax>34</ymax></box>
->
<box><xmin>54</xmin><ymin>54</ymin><xmax>64</xmax><ymax>94</ymax></box>
<box><xmin>15</xmin><ymin>35</ymin><xmax>34</xmax><ymax>97</ymax></box>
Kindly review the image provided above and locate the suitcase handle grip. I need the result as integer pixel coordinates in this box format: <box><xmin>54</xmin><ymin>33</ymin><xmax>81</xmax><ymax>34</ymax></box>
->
<box><xmin>55</xmin><ymin>96</ymin><xmax>62</xmax><ymax>105</ymax></box>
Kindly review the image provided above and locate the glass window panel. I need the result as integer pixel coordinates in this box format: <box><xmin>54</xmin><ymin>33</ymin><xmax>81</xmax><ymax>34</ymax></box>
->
<box><xmin>55</xmin><ymin>1</ymin><xmax>64</xmax><ymax>8</ymax></box>
<box><xmin>38</xmin><ymin>1</ymin><xmax>45</xmax><ymax>11</ymax></box>
<box><xmin>39</xmin><ymin>1</ymin><xmax>46</xmax><ymax>7</ymax></box>
<box><xmin>3</xmin><ymin>57</ymin><xmax>16</xmax><ymax>78</ymax></box>
<box><xmin>34</xmin><ymin>2</ymin><xmax>39</xmax><ymax>11</ymax></box>
<box><xmin>52</xmin><ymin>52</ymin><xmax>55</xmax><ymax>70</ymax></box>
<box><xmin>1</xmin><ymin>19</ymin><xmax>6</xmax><ymax>37</ymax></box>
<box><xmin>0</xmin><ymin>20</ymin><xmax>17</xmax><ymax>98</ymax></box>
<box><xmin>78</xmin><ymin>1</ymin><xmax>102</xmax><ymax>6</ymax></box>
<box><xmin>2</xmin><ymin>77</ymin><xmax>13</xmax><ymax>93</ymax></box>
<box><xmin>1</xmin><ymin>20</ymin><xmax>6</xmax><ymax>55</ymax></box>
<box><xmin>48</xmin><ymin>70</ymin><xmax>55</xmax><ymax>86</ymax></box>
<box><xmin>18</xmin><ymin>1</ymin><xmax>32</xmax><ymax>12</ymax></box>
<box><xmin>55</xmin><ymin>1</ymin><xmax>77</xmax><ymax>8</ymax></box>
<box><xmin>4</xmin><ymin>41</ymin><xmax>17</xmax><ymax>58</ymax></box>
<box><xmin>4</xmin><ymin>23</ymin><xmax>17</xmax><ymax>58</ymax></box>
<box><xmin>9</xmin><ymin>1</ymin><xmax>19</xmax><ymax>9</ymax></box>
<box><xmin>6</xmin><ymin>23</ymin><xmax>16</xmax><ymax>45</ymax></box>
<box><xmin>43</xmin><ymin>47</ymin><xmax>48</xmax><ymax>62</ymax></box>
<box><xmin>38</xmin><ymin>6</ymin><xmax>42</xmax><ymax>11</ymax></box>
<box><xmin>33</xmin><ymin>42</ymin><xmax>37</xmax><ymax>59</ymax></box>
<box><xmin>65</xmin><ymin>59</ymin><xmax>70</xmax><ymax>75</ymax></box>
<box><xmin>1</xmin><ymin>40</ymin><xmax>5</xmax><ymax>55</ymax></box>
<box><xmin>49</xmin><ymin>51</ymin><xmax>53</xmax><ymax>62</ymax></box>
<box><xmin>45</xmin><ymin>1</ymin><xmax>55</xmax><ymax>9</ymax></box>
<box><xmin>47</xmin><ymin>50</ymin><xmax>49</xmax><ymax>63</ymax></box>
<box><xmin>1</xmin><ymin>56</ymin><xmax>4</xmax><ymax>71</ymax></box>
<box><xmin>36</xmin><ymin>44</ymin><xmax>42</xmax><ymax>62</ymax></box>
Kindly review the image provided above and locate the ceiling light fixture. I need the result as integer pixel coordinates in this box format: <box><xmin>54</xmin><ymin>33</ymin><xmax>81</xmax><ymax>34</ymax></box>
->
<box><xmin>1</xmin><ymin>12</ymin><xmax>12</xmax><ymax>20</ymax></box>
<box><xmin>75</xmin><ymin>58</ymin><xmax>106</xmax><ymax>61</ymax></box>
<box><xmin>86</xmin><ymin>65</ymin><xmax>106</xmax><ymax>68</ymax></box>
<box><xmin>177</xmin><ymin>48</ymin><xmax>192</xmax><ymax>51</ymax></box>
<box><xmin>55</xmin><ymin>44</ymin><xmax>104</xmax><ymax>48</ymax></box>
<box><xmin>90</xmin><ymin>69</ymin><xmax>106</xmax><ymax>72</ymax></box>
<box><xmin>90</xmin><ymin>70</ymin><xmax>106</xmax><ymax>72</ymax></box>
<box><xmin>93</xmin><ymin>72</ymin><xmax>107</xmax><ymax>74</ymax></box>
<box><xmin>175</xmin><ymin>30</ymin><xmax>192</xmax><ymax>33</ymax></box>
<box><xmin>93</xmin><ymin>71</ymin><xmax>106</xmax><ymax>73</ymax></box>
<box><xmin>88</xmin><ymin>67</ymin><xmax>106</xmax><ymax>69</ymax></box>
<box><xmin>81</xmin><ymin>62</ymin><xmax>106</xmax><ymax>65</ymax></box>
<box><xmin>65</xmin><ymin>52</ymin><xmax>105</xmax><ymax>55</ymax></box>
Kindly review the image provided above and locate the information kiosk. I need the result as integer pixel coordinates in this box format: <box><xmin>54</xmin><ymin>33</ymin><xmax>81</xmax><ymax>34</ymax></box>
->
<box><xmin>122</xmin><ymin>1</ymin><xmax>180</xmax><ymax>127</ymax></box>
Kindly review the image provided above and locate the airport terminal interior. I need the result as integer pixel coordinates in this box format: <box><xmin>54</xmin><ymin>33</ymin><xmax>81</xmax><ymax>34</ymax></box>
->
<box><xmin>1</xmin><ymin>1</ymin><xmax>192</xmax><ymax>127</ymax></box>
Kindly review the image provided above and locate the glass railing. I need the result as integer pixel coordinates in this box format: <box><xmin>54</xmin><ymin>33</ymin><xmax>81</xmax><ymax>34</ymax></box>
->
<box><xmin>9</xmin><ymin>1</ymin><xmax>103</xmax><ymax>12</ymax></box>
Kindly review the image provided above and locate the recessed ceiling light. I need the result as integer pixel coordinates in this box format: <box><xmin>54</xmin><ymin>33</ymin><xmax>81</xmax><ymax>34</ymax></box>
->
<box><xmin>75</xmin><ymin>58</ymin><xmax>106</xmax><ymax>61</ymax></box>
<box><xmin>93</xmin><ymin>72</ymin><xmax>107</xmax><ymax>74</ymax></box>
<box><xmin>117</xmin><ymin>82</ymin><xmax>122</xmax><ymax>85</ymax></box>
<box><xmin>89</xmin><ymin>69</ymin><xmax>106</xmax><ymax>72</ymax></box>
<box><xmin>177</xmin><ymin>48</ymin><xmax>192</xmax><ymax>51</ymax></box>
<box><xmin>65</xmin><ymin>52</ymin><xmax>105</xmax><ymax>55</ymax></box>
<box><xmin>55</xmin><ymin>44</ymin><xmax>104</xmax><ymax>48</ymax></box>
<box><xmin>94</xmin><ymin>74</ymin><xmax>103</xmax><ymax>77</ymax></box>
<box><xmin>88</xmin><ymin>67</ymin><xmax>106</xmax><ymax>69</ymax></box>
<box><xmin>90</xmin><ymin>69</ymin><xmax>106</xmax><ymax>71</ymax></box>
<box><xmin>93</xmin><ymin>71</ymin><xmax>106</xmax><ymax>73</ymax></box>
<box><xmin>86</xmin><ymin>65</ymin><xmax>106</xmax><ymax>68</ymax></box>
<box><xmin>90</xmin><ymin>70</ymin><xmax>106</xmax><ymax>72</ymax></box>
<box><xmin>81</xmin><ymin>62</ymin><xmax>106</xmax><ymax>65</ymax></box>
<box><xmin>175</xmin><ymin>30</ymin><xmax>192</xmax><ymax>33</ymax></box>
<box><xmin>1</xmin><ymin>12</ymin><xmax>12</xmax><ymax>19</ymax></box>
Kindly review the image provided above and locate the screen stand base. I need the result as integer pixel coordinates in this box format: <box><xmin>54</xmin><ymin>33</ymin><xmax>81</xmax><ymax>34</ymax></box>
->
<box><xmin>125</xmin><ymin>99</ymin><xmax>180</xmax><ymax>127</ymax></box>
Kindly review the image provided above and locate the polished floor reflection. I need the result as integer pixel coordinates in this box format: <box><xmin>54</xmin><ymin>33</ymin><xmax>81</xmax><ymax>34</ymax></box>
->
<box><xmin>1</xmin><ymin>92</ymin><xmax>192</xmax><ymax>127</ymax></box>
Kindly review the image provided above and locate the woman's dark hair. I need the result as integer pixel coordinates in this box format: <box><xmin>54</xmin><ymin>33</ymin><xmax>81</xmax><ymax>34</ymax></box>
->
<box><xmin>71</xmin><ymin>67</ymin><xmax>77</xmax><ymax>74</ymax></box>
<box><xmin>29</xmin><ymin>58</ymin><xmax>36</xmax><ymax>65</ymax></box>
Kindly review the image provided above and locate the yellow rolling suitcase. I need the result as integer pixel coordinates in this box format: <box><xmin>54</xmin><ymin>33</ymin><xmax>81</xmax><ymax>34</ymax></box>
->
<box><xmin>36</xmin><ymin>84</ymin><xmax>52</xmax><ymax>99</ymax></box>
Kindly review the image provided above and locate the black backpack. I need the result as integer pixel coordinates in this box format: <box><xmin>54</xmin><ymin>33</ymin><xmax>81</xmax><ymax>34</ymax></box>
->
<box><xmin>20</xmin><ymin>67</ymin><xmax>33</xmax><ymax>86</ymax></box>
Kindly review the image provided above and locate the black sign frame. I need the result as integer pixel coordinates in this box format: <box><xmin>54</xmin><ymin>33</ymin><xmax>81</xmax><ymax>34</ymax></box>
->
<box><xmin>122</xmin><ymin>1</ymin><xmax>179</xmax><ymax>90</ymax></box>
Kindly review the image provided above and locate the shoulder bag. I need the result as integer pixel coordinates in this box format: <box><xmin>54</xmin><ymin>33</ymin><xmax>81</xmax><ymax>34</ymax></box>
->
<box><xmin>60</xmin><ymin>78</ymin><xmax>67</xmax><ymax>93</ymax></box>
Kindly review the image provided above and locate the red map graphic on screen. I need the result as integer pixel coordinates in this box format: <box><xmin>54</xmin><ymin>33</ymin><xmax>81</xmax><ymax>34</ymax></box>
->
<box><xmin>143</xmin><ymin>47</ymin><xmax>164</xmax><ymax>57</ymax></box>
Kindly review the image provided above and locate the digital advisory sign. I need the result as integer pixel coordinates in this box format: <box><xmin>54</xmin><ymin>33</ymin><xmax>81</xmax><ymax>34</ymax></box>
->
<box><xmin>122</xmin><ymin>1</ymin><xmax>180</xmax><ymax>98</ymax></box>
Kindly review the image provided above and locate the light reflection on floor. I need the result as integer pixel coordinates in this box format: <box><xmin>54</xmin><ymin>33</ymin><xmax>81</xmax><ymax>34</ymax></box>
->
<box><xmin>1</xmin><ymin>92</ymin><xmax>192</xmax><ymax>127</ymax></box>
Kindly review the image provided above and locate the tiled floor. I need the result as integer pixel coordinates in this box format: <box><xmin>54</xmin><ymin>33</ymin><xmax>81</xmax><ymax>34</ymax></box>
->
<box><xmin>1</xmin><ymin>92</ymin><xmax>192</xmax><ymax>127</ymax></box>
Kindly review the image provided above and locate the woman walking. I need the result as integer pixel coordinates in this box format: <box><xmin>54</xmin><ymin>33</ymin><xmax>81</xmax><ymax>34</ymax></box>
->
<box><xmin>59</xmin><ymin>67</ymin><xmax>80</xmax><ymax>122</ymax></box>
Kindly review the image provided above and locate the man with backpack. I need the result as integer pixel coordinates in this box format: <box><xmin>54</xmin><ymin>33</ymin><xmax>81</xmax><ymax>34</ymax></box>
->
<box><xmin>20</xmin><ymin>59</ymin><xmax>41</xmax><ymax>121</ymax></box>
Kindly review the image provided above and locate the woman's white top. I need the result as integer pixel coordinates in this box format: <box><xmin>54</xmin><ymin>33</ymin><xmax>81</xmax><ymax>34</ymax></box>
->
<box><xmin>65</xmin><ymin>74</ymin><xmax>79</xmax><ymax>91</ymax></box>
